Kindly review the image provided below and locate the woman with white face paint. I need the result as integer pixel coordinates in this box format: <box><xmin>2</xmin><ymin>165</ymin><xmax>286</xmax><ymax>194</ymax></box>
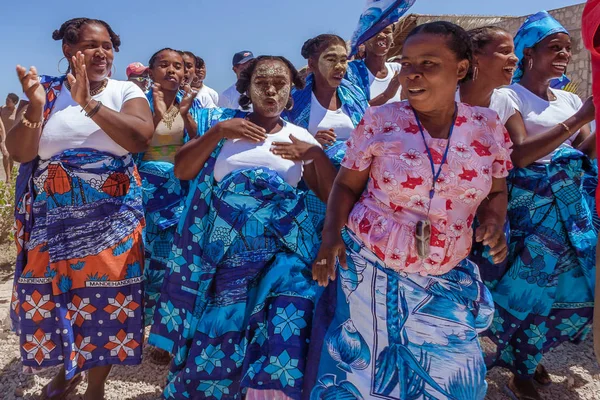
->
<box><xmin>148</xmin><ymin>56</ymin><xmax>336</xmax><ymax>400</ymax></box>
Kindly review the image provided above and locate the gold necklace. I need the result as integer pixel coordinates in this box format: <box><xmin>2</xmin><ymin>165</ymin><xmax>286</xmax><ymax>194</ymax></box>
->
<box><xmin>162</xmin><ymin>105</ymin><xmax>180</xmax><ymax>130</ymax></box>
<box><xmin>65</xmin><ymin>79</ymin><xmax>108</xmax><ymax>96</ymax></box>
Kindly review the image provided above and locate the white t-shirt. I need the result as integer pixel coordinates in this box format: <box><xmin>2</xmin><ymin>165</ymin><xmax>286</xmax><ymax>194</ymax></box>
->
<box><xmin>204</xmin><ymin>85</ymin><xmax>219</xmax><ymax>105</ymax></box>
<box><xmin>218</xmin><ymin>83</ymin><xmax>242</xmax><ymax>109</ymax></box>
<box><xmin>214</xmin><ymin>120</ymin><xmax>321</xmax><ymax>187</ymax></box>
<box><xmin>456</xmin><ymin>88</ymin><xmax>516</xmax><ymax>125</ymax></box>
<box><xmin>368</xmin><ymin>62</ymin><xmax>402</xmax><ymax>103</ymax></box>
<box><xmin>499</xmin><ymin>84</ymin><xmax>583</xmax><ymax>163</ymax></box>
<box><xmin>307</xmin><ymin>93</ymin><xmax>355</xmax><ymax>141</ymax></box>
<box><xmin>39</xmin><ymin>79</ymin><xmax>146</xmax><ymax>159</ymax></box>
<box><xmin>195</xmin><ymin>86</ymin><xmax>217</xmax><ymax>109</ymax></box>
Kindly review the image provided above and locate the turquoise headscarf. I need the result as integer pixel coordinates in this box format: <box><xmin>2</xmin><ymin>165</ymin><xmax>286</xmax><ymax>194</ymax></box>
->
<box><xmin>513</xmin><ymin>10</ymin><xmax>569</xmax><ymax>83</ymax></box>
<box><xmin>349</xmin><ymin>0</ymin><xmax>416</xmax><ymax>56</ymax></box>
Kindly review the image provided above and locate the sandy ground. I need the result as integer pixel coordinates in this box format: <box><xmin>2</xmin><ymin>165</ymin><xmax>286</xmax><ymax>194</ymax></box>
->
<box><xmin>0</xmin><ymin>157</ymin><xmax>597</xmax><ymax>399</ymax></box>
<box><xmin>0</xmin><ymin>262</ymin><xmax>598</xmax><ymax>400</ymax></box>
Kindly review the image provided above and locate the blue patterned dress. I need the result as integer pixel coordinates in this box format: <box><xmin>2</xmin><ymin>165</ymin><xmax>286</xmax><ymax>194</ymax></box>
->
<box><xmin>137</xmin><ymin>89</ymin><xmax>204</xmax><ymax>325</ymax></box>
<box><xmin>148</xmin><ymin>108</ymin><xmax>323</xmax><ymax>399</ymax></box>
<box><xmin>306</xmin><ymin>231</ymin><xmax>494</xmax><ymax>400</ymax></box>
<box><xmin>11</xmin><ymin>76</ymin><xmax>146</xmax><ymax>379</ymax></box>
<box><xmin>481</xmin><ymin>148</ymin><xmax>597</xmax><ymax>378</ymax></box>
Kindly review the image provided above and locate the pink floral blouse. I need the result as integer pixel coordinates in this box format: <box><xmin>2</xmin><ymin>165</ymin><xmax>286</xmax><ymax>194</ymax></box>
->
<box><xmin>342</xmin><ymin>101</ymin><xmax>513</xmax><ymax>276</ymax></box>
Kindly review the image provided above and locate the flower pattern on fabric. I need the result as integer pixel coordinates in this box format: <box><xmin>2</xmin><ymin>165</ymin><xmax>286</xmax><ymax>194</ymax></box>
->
<box><xmin>67</xmin><ymin>295</ymin><xmax>96</xmax><ymax>327</ymax></box>
<box><xmin>23</xmin><ymin>328</ymin><xmax>56</xmax><ymax>365</ymax></box>
<box><xmin>104</xmin><ymin>329</ymin><xmax>140</xmax><ymax>362</ymax></box>
<box><xmin>272</xmin><ymin>304</ymin><xmax>307</xmax><ymax>341</ymax></box>
<box><xmin>72</xmin><ymin>335</ymin><xmax>97</xmax><ymax>368</ymax></box>
<box><xmin>342</xmin><ymin>101</ymin><xmax>512</xmax><ymax>275</ymax></box>
<box><xmin>195</xmin><ymin>344</ymin><xmax>226</xmax><ymax>374</ymax></box>
<box><xmin>104</xmin><ymin>293</ymin><xmax>140</xmax><ymax>324</ymax></box>
<box><xmin>21</xmin><ymin>290</ymin><xmax>55</xmax><ymax>323</ymax></box>
<box><xmin>263</xmin><ymin>350</ymin><xmax>303</xmax><ymax>388</ymax></box>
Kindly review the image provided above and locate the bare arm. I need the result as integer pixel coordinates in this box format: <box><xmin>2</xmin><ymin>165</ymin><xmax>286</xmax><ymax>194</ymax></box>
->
<box><xmin>299</xmin><ymin>149</ymin><xmax>337</xmax><ymax>203</ymax></box>
<box><xmin>0</xmin><ymin>118</ymin><xmax>5</xmax><ymax>143</ymax></box>
<box><xmin>174</xmin><ymin>125</ymin><xmax>223</xmax><ymax>180</ymax></box>
<box><xmin>505</xmin><ymin>97</ymin><xmax>595</xmax><ymax>168</ymax></box>
<box><xmin>575</xmin><ymin>127</ymin><xmax>596</xmax><ymax>159</ymax></box>
<box><xmin>475</xmin><ymin>177</ymin><xmax>509</xmax><ymax>264</ymax></box>
<box><xmin>6</xmin><ymin>66</ymin><xmax>45</xmax><ymax>163</ymax></box>
<box><xmin>369</xmin><ymin>72</ymin><xmax>401</xmax><ymax>107</ymax></box>
<box><xmin>68</xmin><ymin>54</ymin><xmax>153</xmax><ymax>153</ymax></box>
<box><xmin>83</xmin><ymin>98</ymin><xmax>154</xmax><ymax>153</ymax></box>
<box><xmin>312</xmin><ymin>167</ymin><xmax>371</xmax><ymax>286</ymax></box>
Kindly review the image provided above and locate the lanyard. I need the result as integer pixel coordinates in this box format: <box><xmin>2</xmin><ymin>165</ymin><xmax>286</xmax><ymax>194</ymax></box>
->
<box><xmin>411</xmin><ymin>103</ymin><xmax>458</xmax><ymax>200</ymax></box>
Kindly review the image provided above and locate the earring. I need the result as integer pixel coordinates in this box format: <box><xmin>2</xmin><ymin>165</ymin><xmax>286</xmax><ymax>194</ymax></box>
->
<box><xmin>286</xmin><ymin>97</ymin><xmax>295</xmax><ymax>111</ymax></box>
<box><xmin>528</xmin><ymin>58</ymin><xmax>534</xmax><ymax>70</ymax></box>
<box><xmin>472</xmin><ymin>66</ymin><xmax>479</xmax><ymax>81</ymax></box>
<box><xmin>57</xmin><ymin>57</ymin><xmax>70</xmax><ymax>75</ymax></box>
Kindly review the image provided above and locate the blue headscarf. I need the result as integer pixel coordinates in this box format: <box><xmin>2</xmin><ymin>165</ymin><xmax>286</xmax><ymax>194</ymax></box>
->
<box><xmin>349</xmin><ymin>0</ymin><xmax>416</xmax><ymax>56</ymax></box>
<box><xmin>513</xmin><ymin>10</ymin><xmax>570</xmax><ymax>84</ymax></box>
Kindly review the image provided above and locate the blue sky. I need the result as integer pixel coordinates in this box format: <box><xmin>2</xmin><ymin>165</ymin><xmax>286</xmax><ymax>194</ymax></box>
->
<box><xmin>0</xmin><ymin>0</ymin><xmax>583</xmax><ymax>100</ymax></box>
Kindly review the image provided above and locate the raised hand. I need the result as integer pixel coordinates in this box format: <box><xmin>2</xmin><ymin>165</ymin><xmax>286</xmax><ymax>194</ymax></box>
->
<box><xmin>179</xmin><ymin>84</ymin><xmax>197</xmax><ymax>116</ymax></box>
<box><xmin>271</xmin><ymin>135</ymin><xmax>320</xmax><ymax>161</ymax></box>
<box><xmin>217</xmin><ymin>118</ymin><xmax>267</xmax><ymax>142</ymax></box>
<box><xmin>152</xmin><ymin>83</ymin><xmax>168</xmax><ymax>119</ymax></box>
<box><xmin>16</xmin><ymin>65</ymin><xmax>45</xmax><ymax>108</ymax></box>
<box><xmin>66</xmin><ymin>52</ymin><xmax>92</xmax><ymax>107</ymax></box>
<box><xmin>383</xmin><ymin>71</ymin><xmax>402</xmax><ymax>99</ymax></box>
<box><xmin>577</xmin><ymin>96</ymin><xmax>595</xmax><ymax>124</ymax></box>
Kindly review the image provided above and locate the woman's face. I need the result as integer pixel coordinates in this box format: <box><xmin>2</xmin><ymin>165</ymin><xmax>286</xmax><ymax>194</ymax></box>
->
<box><xmin>525</xmin><ymin>32</ymin><xmax>572</xmax><ymax>80</ymax></box>
<box><xmin>311</xmin><ymin>44</ymin><xmax>348</xmax><ymax>89</ymax></box>
<box><xmin>475</xmin><ymin>31</ymin><xmax>518</xmax><ymax>87</ymax></box>
<box><xmin>182</xmin><ymin>54</ymin><xmax>196</xmax><ymax>84</ymax></box>
<box><xmin>149</xmin><ymin>50</ymin><xmax>185</xmax><ymax>92</ymax></box>
<box><xmin>64</xmin><ymin>23</ymin><xmax>114</xmax><ymax>83</ymax></box>
<box><xmin>197</xmin><ymin>64</ymin><xmax>207</xmax><ymax>82</ymax></box>
<box><xmin>399</xmin><ymin>33</ymin><xmax>469</xmax><ymax>113</ymax></box>
<box><xmin>365</xmin><ymin>25</ymin><xmax>394</xmax><ymax>57</ymax></box>
<box><xmin>248</xmin><ymin>59</ymin><xmax>292</xmax><ymax>118</ymax></box>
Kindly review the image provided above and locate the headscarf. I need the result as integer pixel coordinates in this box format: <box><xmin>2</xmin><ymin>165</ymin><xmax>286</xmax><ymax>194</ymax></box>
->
<box><xmin>349</xmin><ymin>0</ymin><xmax>416</xmax><ymax>56</ymax></box>
<box><xmin>513</xmin><ymin>10</ymin><xmax>569</xmax><ymax>83</ymax></box>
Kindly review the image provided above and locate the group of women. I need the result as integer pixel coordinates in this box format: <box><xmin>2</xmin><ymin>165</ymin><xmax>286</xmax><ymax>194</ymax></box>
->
<box><xmin>5</xmin><ymin>9</ymin><xmax>597</xmax><ymax>400</ymax></box>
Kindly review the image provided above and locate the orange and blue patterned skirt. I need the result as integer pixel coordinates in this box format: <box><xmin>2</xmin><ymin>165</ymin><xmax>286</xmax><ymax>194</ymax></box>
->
<box><xmin>10</xmin><ymin>149</ymin><xmax>145</xmax><ymax>379</ymax></box>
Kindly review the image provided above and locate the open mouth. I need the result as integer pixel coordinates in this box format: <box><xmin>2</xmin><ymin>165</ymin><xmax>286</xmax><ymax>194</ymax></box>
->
<box><xmin>165</xmin><ymin>76</ymin><xmax>178</xmax><ymax>83</ymax></box>
<box><xmin>503</xmin><ymin>66</ymin><xmax>515</xmax><ymax>74</ymax></box>
<box><xmin>552</xmin><ymin>62</ymin><xmax>568</xmax><ymax>71</ymax></box>
<box><xmin>407</xmin><ymin>88</ymin><xmax>426</xmax><ymax>95</ymax></box>
<box><xmin>377</xmin><ymin>39</ymin><xmax>388</xmax><ymax>49</ymax></box>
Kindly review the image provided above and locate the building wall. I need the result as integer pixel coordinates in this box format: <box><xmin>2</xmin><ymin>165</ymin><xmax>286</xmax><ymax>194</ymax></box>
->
<box><xmin>495</xmin><ymin>3</ymin><xmax>590</xmax><ymax>97</ymax></box>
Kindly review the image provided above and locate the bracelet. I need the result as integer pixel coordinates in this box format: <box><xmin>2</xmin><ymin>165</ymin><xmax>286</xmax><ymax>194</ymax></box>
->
<box><xmin>559</xmin><ymin>122</ymin><xmax>571</xmax><ymax>135</ymax></box>
<box><xmin>80</xmin><ymin>99</ymin><xmax>94</xmax><ymax>114</ymax></box>
<box><xmin>21</xmin><ymin>113</ymin><xmax>43</xmax><ymax>129</ymax></box>
<box><xmin>85</xmin><ymin>101</ymin><xmax>102</xmax><ymax>118</ymax></box>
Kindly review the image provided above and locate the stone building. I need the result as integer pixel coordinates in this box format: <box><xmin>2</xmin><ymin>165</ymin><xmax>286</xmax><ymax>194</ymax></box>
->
<box><xmin>390</xmin><ymin>3</ymin><xmax>590</xmax><ymax>97</ymax></box>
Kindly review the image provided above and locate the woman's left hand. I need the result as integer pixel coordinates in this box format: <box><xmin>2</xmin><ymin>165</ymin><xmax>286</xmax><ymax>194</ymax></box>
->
<box><xmin>271</xmin><ymin>135</ymin><xmax>319</xmax><ymax>161</ymax></box>
<box><xmin>179</xmin><ymin>84</ymin><xmax>197</xmax><ymax>116</ymax></box>
<box><xmin>67</xmin><ymin>52</ymin><xmax>92</xmax><ymax>108</ymax></box>
<box><xmin>475</xmin><ymin>222</ymin><xmax>508</xmax><ymax>264</ymax></box>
